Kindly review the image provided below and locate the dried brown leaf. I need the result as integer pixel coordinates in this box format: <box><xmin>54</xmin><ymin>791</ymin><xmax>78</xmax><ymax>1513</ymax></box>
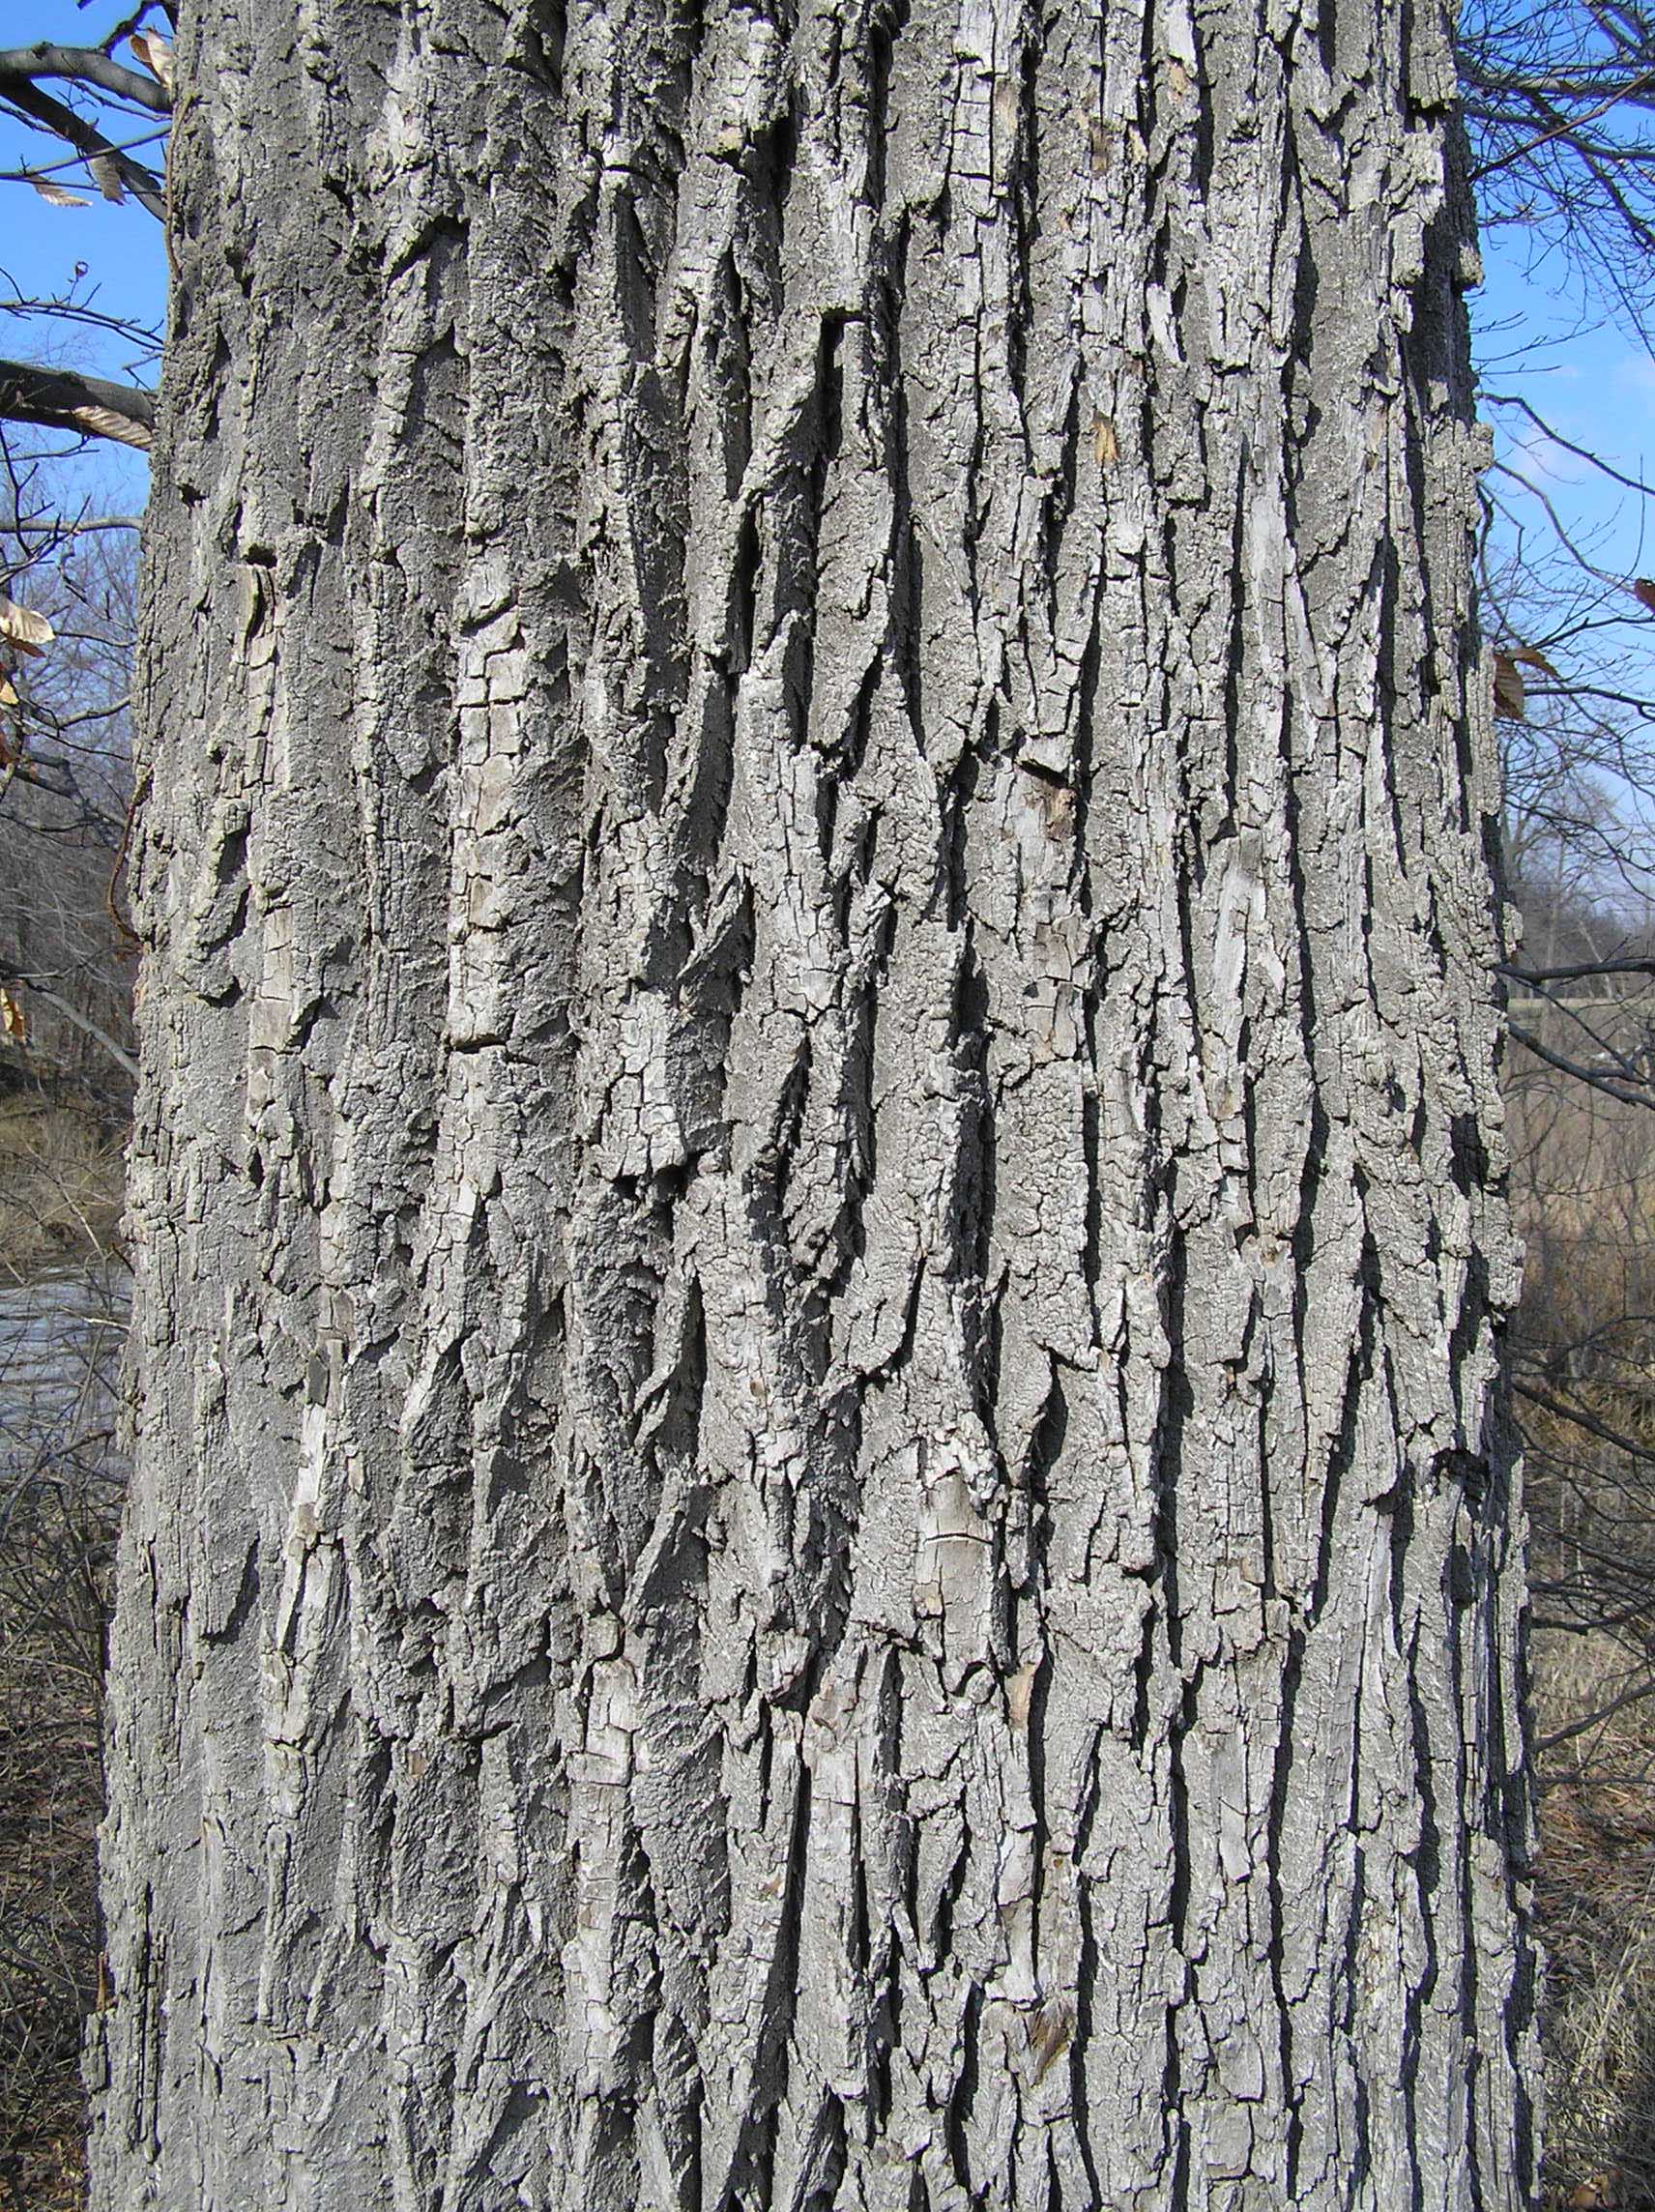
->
<box><xmin>0</xmin><ymin>598</ymin><xmax>53</xmax><ymax>658</ymax></box>
<box><xmin>87</xmin><ymin>155</ymin><xmax>125</xmax><ymax>204</ymax></box>
<box><xmin>26</xmin><ymin>175</ymin><xmax>91</xmax><ymax>210</ymax></box>
<box><xmin>130</xmin><ymin>31</ymin><xmax>175</xmax><ymax>91</ymax></box>
<box><xmin>69</xmin><ymin>404</ymin><xmax>153</xmax><ymax>451</ymax></box>
<box><xmin>1494</xmin><ymin>651</ymin><xmax>1526</xmax><ymax>721</ymax></box>
<box><xmin>0</xmin><ymin>988</ymin><xmax>27</xmax><ymax>1045</ymax></box>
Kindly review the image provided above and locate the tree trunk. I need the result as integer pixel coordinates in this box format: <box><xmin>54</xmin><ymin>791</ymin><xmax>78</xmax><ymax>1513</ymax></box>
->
<box><xmin>88</xmin><ymin>0</ymin><xmax>1537</xmax><ymax>2204</ymax></box>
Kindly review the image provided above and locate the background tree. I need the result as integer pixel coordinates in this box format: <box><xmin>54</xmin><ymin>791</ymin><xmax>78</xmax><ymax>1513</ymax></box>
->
<box><xmin>0</xmin><ymin>470</ymin><xmax>140</xmax><ymax>1097</ymax></box>
<box><xmin>0</xmin><ymin>9</ymin><xmax>170</xmax><ymax>1101</ymax></box>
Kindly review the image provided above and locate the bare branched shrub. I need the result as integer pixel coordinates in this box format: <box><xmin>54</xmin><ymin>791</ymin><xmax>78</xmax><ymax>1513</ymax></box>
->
<box><xmin>0</xmin><ymin>1095</ymin><xmax>124</xmax><ymax>2212</ymax></box>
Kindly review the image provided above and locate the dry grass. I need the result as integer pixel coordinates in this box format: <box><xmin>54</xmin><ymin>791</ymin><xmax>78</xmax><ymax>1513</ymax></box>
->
<box><xmin>0</xmin><ymin>1097</ymin><xmax>125</xmax><ymax>1287</ymax></box>
<box><xmin>1510</xmin><ymin>1045</ymin><xmax>1655</xmax><ymax>2211</ymax></box>
<box><xmin>1535</xmin><ymin>1631</ymin><xmax>1655</xmax><ymax>2211</ymax></box>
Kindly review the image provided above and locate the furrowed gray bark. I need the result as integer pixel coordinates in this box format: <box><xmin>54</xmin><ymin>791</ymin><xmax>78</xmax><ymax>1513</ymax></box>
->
<box><xmin>88</xmin><ymin>0</ymin><xmax>1536</xmax><ymax>2205</ymax></box>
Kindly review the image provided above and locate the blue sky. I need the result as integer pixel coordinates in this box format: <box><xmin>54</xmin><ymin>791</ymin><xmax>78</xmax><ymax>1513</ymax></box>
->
<box><xmin>1474</xmin><ymin>237</ymin><xmax>1655</xmax><ymax>606</ymax></box>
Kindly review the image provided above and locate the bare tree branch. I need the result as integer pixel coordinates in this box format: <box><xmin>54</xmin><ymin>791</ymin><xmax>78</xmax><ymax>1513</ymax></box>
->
<box><xmin>0</xmin><ymin>360</ymin><xmax>153</xmax><ymax>451</ymax></box>
<box><xmin>0</xmin><ymin>974</ymin><xmax>136</xmax><ymax>1079</ymax></box>
<box><xmin>1502</xmin><ymin>954</ymin><xmax>1655</xmax><ymax>981</ymax></box>
<box><xmin>0</xmin><ymin>45</ymin><xmax>169</xmax><ymax>117</ymax></box>
<box><xmin>1507</xmin><ymin>1019</ymin><xmax>1655</xmax><ymax>1106</ymax></box>
<box><xmin>1517</xmin><ymin>1378</ymin><xmax>1655</xmax><ymax>1464</ymax></box>
<box><xmin>0</xmin><ymin>75</ymin><xmax>162</xmax><ymax>217</ymax></box>
<box><xmin>1484</xmin><ymin>390</ymin><xmax>1655</xmax><ymax>500</ymax></box>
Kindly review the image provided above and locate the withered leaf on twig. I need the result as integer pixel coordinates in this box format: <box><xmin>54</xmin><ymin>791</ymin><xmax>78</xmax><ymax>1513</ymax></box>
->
<box><xmin>0</xmin><ymin>598</ymin><xmax>53</xmax><ymax>658</ymax></box>
<box><xmin>87</xmin><ymin>156</ymin><xmax>126</xmax><ymax>204</ymax></box>
<box><xmin>1493</xmin><ymin>644</ymin><xmax>1557</xmax><ymax>722</ymax></box>
<box><xmin>1494</xmin><ymin>652</ymin><xmax>1527</xmax><ymax>720</ymax></box>
<box><xmin>129</xmin><ymin>31</ymin><xmax>175</xmax><ymax>92</ymax></box>
<box><xmin>26</xmin><ymin>175</ymin><xmax>91</xmax><ymax>209</ymax></box>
